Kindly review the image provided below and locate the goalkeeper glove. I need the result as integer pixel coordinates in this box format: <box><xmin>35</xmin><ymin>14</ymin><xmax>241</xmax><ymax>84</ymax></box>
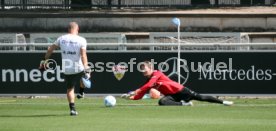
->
<box><xmin>81</xmin><ymin>68</ymin><xmax>92</xmax><ymax>89</ymax></box>
<box><xmin>84</xmin><ymin>68</ymin><xmax>91</xmax><ymax>79</ymax></box>
<box><xmin>121</xmin><ymin>91</ymin><xmax>135</xmax><ymax>99</ymax></box>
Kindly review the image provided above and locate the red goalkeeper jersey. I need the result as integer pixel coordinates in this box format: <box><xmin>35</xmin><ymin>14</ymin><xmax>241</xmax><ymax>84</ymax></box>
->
<box><xmin>133</xmin><ymin>70</ymin><xmax>185</xmax><ymax>100</ymax></box>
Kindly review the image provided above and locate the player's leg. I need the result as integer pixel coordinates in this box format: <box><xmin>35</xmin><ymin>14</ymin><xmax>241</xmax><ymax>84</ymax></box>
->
<box><xmin>77</xmin><ymin>80</ymin><xmax>85</xmax><ymax>99</ymax></box>
<box><xmin>182</xmin><ymin>87</ymin><xmax>233</xmax><ymax>105</ymax></box>
<box><xmin>182</xmin><ymin>87</ymin><xmax>222</xmax><ymax>104</ymax></box>
<box><xmin>158</xmin><ymin>95</ymin><xmax>192</xmax><ymax>106</ymax></box>
<box><xmin>159</xmin><ymin>95</ymin><xmax>181</xmax><ymax>106</ymax></box>
<box><xmin>65</xmin><ymin>73</ymin><xmax>81</xmax><ymax>116</ymax></box>
<box><xmin>193</xmin><ymin>94</ymin><xmax>223</xmax><ymax>104</ymax></box>
<box><xmin>77</xmin><ymin>72</ymin><xmax>90</xmax><ymax>99</ymax></box>
<box><xmin>194</xmin><ymin>94</ymin><xmax>233</xmax><ymax>106</ymax></box>
<box><xmin>67</xmin><ymin>87</ymin><xmax>78</xmax><ymax>116</ymax></box>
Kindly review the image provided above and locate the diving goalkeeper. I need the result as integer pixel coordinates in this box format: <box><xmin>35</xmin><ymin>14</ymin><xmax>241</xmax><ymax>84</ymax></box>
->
<box><xmin>123</xmin><ymin>61</ymin><xmax>233</xmax><ymax>106</ymax></box>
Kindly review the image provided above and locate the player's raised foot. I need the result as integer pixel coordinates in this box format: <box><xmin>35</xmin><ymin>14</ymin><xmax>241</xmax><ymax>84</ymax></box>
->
<box><xmin>77</xmin><ymin>93</ymin><xmax>84</xmax><ymax>99</ymax></box>
<box><xmin>181</xmin><ymin>101</ymin><xmax>193</xmax><ymax>106</ymax></box>
<box><xmin>223</xmin><ymin>101</ymin><xmax>233</xmax><ymax>106</ymax></box>
<box><xmin>70</xmin><ymin>110</ymin><xmax>78</xmax><ymax>116</ymax></box>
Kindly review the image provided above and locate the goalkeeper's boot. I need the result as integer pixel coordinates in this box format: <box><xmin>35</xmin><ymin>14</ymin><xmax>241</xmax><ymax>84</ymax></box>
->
<box><xmin>77</xmin><ymin>93</ymin><xmax>84</xmax><ymax>99</ymax></box>
<box><xmin>223</xmin><ymin>101</ymin><xmax>233</xmax><ymax>106</ymax></box>
<box><xmin>181</xmin><ymin>101</ymin><xmax>193</xmax><ymax>106</ymax></box>
<box><xmin>70</xmin><ymin>110</ymin><xmax>78</xmax><ymax>116</ymax></box>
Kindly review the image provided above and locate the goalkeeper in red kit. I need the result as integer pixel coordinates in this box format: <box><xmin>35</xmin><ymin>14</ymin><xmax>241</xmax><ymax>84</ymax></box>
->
<box><xmin>124</xmin><ymin>61</ymin><xmax>233</xmax><ymax>106</ymax></box>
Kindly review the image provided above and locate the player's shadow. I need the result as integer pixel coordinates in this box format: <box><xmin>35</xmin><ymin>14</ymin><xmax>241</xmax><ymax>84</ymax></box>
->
<box><xmin>0</xmin><ymin>114</ymin><xmax>67</xmax><ymax>118</ymax></box>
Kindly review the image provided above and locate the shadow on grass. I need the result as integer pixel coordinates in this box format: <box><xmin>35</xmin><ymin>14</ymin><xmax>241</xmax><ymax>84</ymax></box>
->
<box><xmin>99</xmin><ymin>104</ymin><xmax>158</xmax><ymax>108</ymax></box>
<box><xmin>117</xmin><ymin>104</ymin><xmax>157</xmax><ymax>106</ymax></box>
<box><xmin>0</xmin><ymin>114</ymin><xmax>68</xmax><ymax>118</ymax></box>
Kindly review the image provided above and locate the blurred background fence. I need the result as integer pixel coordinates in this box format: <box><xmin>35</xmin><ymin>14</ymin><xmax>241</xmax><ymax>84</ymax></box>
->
<box><xmin>1</xmin><ymin>32</ymin><xmax>276</xmax><ymax>51</ymax></box>
<box><xmin>0</xmin><ymin>0</ymin><xmax>275</xmax><ymax>10</ymax></box>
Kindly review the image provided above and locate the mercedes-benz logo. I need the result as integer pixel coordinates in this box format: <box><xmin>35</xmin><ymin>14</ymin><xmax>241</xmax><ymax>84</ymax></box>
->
<box><xmin>160</xmin><ymin>57</ymin><xmax>189</xmax><ymax>85</ymax></box>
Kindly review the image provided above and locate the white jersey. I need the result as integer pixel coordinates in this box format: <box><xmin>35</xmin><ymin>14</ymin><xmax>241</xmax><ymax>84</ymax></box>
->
<box><xmin>54</xmin><ymin>34</ymin><xmax>87</xmax><ymax>75</ymax></box>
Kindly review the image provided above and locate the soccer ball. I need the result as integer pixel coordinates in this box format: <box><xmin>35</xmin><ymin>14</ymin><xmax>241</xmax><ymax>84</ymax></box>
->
<box><xmin>104</xmin><ymin>95</ymin><xmax>116</xmax><ymax>107</ymax></box>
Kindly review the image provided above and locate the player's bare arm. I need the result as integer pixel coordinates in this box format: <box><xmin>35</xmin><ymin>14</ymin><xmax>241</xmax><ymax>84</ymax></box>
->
<box><xmin>80</xmin><ymin>47</ymin><xmax>91</xmax><ymax>80</ymax></box>
<box><xmin>129</xmin><ymin>89</ymin><xmax>141</xmax><ymax>100</ymax></box>
<box><xmin>39</xmin><ymin>44</ymin><xmax>59</xmax><ymax>70</ymax></box>
<box><xmin>45</xmin><ymin>44</ymin><xmax>59</xmax><ymax>60</ymax></box>
<box><xmin>80</xmin><ymin>48</ymin><xmax>88</xmax><ymax>69</ymax></box>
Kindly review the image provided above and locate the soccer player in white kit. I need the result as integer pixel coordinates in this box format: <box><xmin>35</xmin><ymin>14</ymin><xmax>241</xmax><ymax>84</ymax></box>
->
<box><xmin>41</xmin><ymin>22</ymin><xmax>90</xmax><ymax>116</ymax></box>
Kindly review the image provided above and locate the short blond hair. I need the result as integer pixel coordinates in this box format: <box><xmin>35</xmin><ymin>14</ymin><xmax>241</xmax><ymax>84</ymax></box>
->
<box><xmin>68</xmin><ymin>22</ymin><xmax>79</xmax><ymax>31</ymax></box>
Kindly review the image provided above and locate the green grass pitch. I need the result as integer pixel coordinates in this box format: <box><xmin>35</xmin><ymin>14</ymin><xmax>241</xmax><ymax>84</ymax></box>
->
<box><xmin>0</xmin><ymin>97</ymin><xmax>276</xmax><ymax>131</ymax></box>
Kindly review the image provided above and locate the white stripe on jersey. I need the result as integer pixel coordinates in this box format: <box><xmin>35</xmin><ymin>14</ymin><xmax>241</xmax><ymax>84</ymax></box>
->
<box><xmin>54</xmin><ymin>34</ymin><xmax>87</xmax><ymax>75</ymax></box>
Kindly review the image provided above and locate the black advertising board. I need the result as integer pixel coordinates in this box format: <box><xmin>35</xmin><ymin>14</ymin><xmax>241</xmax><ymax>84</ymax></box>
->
<box><xmin>0</xmin><ymin>52</ymin><xmax>276</xmax><ymax>94</ymax></box>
